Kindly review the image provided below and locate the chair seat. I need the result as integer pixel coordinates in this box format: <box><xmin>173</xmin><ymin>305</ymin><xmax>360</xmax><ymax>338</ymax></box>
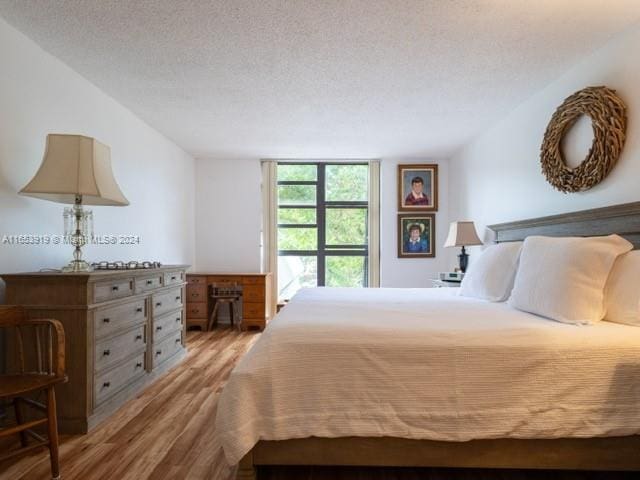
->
<box><xmin>0</xmin><ymin>374</ymin><xmax>67</xmax><ymax>398</ymax></box>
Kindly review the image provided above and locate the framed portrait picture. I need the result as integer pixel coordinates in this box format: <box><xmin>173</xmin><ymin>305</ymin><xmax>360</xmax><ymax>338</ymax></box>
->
<box><xmin>397</xmin><ymin>214</ymin><xmax>435</xmax><ymax>258</ymax></box>
<box><xmin>397</xmin><ymin>164</ymin><xmax>438</xmax><ymax>211</ymax></box>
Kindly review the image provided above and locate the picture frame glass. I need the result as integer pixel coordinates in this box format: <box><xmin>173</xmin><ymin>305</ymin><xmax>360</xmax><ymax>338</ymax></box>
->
<box><xmin>398</xmin><ymin>214</ymin><xmax>435</xmax><ymax>258</ymax></box>
<box><xmin>398</xmin><ymin>164</ymin><xmax>438</xmax><ymax>211</ymax></box>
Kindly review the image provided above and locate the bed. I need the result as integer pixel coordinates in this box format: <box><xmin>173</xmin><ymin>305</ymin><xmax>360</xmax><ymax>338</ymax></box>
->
<box><xmin>216</xmin><ymin>202</ymin><xmax>640</xmax><ymax>478</ymax></box>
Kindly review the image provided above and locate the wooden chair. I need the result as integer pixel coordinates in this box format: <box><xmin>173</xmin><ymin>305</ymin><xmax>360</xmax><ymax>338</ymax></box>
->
<box><xmin>208</xmin><ymin>282</ymin><xmax>243</xmax><ymax>331</ymax></box>
<box><xmin>0</xmin><ymin>306</ymin><xmax>67</xmax><ymax>480</ymax></box>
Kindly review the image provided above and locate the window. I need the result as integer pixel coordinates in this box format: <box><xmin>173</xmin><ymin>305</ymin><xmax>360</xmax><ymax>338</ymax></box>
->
<box><xmin>277</xmin><ymin>162</ymin><xmax>369</xmax><ymax>299</ymax></box>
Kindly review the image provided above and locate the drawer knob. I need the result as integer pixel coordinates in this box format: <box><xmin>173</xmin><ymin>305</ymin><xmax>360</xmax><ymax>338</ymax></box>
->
<box><xmin>156</xmin><ymin>350</ymin><xmax>162</xmax><ymax>356</ymax></box>
<box><xmin>175</xmin><ymin>338</ymin><xmax>181</xmax><ymax>343</ymax></box>
<box><xmin>135</xmin><ymin>334</ymin><xmax>143</xmax><ymax>340</ymax></box>
<box><xmin>103</xmin><ymin>382</ymin><xmax>111</xmax><ymax>388</ymax></box>
<box><xmin>135</xmin><ymin>362</ymin><xmax>143</xmax><ymax>368</ymax></box>
<box><xmin>156</xmin><ymin>302</ymin><xmax>162</xmax><ymax>307</ymax></box>
<box><xmin>175</xmin><ymin>296</ymin><xmax>181</xmax><ymax>301</ymax></box>
<box><xmin>175</xmin><ymin>317</ymin><xmax>181</xmax><ymax>322</ymax></box>
<box><xmin>147</xmin><ymin>280</ymin><xmax>153</xmax><ymax>285</ymax></box>
<box><xmin>103</xmin><ymin>318</ymin><xmax>110</xmax><ymax>323</ymax></box>
<box><xmin>103</xmin><ymin>349</ymin><xmax>110</xmax><ymax>356</ymax></box>
<box><xmin>156</xmin><ymin>325</ymin><xmax>163</xmax><ymax>331</ymax></box>
<box><xmin>112</xmin><ymin>285</ymin><xmax>119</xmax><ymax>291</ymax></box>
<box><xmin>136</xmin><ymin>307</ymin><xmax>143</xmax><ymax>313</ymax></box>
<box><xmin>171</xmin><ymin>276</ymin><xmax>176</xmax><ymax>281</ymax></box>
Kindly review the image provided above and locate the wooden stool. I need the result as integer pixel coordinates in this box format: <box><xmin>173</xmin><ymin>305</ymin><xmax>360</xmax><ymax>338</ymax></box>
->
<box><xmin>0</xmin><ymin>306</ymin><xmax>67</xmax><ymax>480</ymax></box>
<box><xmin>208</xmin><ymin>282</ymin><xmax>243</xmax><ymax>331</ymax></box>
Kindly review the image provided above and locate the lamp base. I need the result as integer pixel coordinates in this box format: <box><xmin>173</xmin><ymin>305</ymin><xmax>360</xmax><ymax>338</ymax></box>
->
<box><xmin>62</xmin><ymin>259</ymin><xmax>93</xmax><ymax>273</ymax></box>
<box><xmin>458</xmin><ymin>246</ymin><xmax>469</xmax><ymax>273</ymax></box>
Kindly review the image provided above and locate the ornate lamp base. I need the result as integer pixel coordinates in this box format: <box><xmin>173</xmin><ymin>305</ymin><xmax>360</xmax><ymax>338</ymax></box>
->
<box><xmin>62</xmin><ymin>196</ymin><xmax>94</xmax><ymax>273</ymax></box>
<box><xmin>62</xmin><ymin>259</ymin><xmax>93</xmax><ymax>273</ymax></box>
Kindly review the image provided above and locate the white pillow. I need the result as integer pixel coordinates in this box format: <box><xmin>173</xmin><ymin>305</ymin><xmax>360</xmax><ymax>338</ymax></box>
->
<box><xmin>459</xmin><ymin>242</ymin><xmax>523</xmax><ymax>302</ymax></box>
<box><xmin>604</xmin><ymin>250</ymin><xmax>640</xmax><ymax>326</ymax></box>
<box><xmin>508</xmin><ymin>235</ymin><xmax>633</xmax><ymax>325</ymax></box>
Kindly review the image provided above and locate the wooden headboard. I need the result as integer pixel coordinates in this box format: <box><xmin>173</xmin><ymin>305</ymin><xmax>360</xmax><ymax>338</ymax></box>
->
<box><xmin>488</xmin><ymin>202</ymin><xmax>640</xmax><ymax>249</ymax></box>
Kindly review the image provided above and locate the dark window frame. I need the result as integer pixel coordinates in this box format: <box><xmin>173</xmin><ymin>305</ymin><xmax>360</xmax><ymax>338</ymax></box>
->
<box><xmin>277</xmin><ymin>162</ymin><xmax>369</xmax><ymax>289</ymax></box>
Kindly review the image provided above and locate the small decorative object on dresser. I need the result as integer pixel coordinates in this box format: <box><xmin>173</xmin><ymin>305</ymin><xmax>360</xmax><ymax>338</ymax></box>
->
<box><xmin>0</xmin><ymin>265</ymin><xmax>188</xmax><ymax>434</ymax></box>
<box><xmin>19</xmin><ymin>134</ymin><xmax>129</xmax><ymax>272</ymax></box>
<box><xmin>398</xmin><ymin>164</ymin><xmax>438</xmax><ymax>211</ymax></box>
<box><xmin>443</xmin><ymin>221</ymin><xmax>483</xmax><ymax>273</ymax></box>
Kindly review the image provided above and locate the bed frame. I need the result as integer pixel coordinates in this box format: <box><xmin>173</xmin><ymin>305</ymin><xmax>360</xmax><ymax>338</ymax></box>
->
<box><xmin>237</xmin><ymin>202</ymin><xmax>640</xmax><ymax>479</ymax></box>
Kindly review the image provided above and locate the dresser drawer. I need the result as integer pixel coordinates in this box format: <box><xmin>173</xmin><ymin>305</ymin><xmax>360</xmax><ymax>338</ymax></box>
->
<box><xmin>94</xmin><ymin>352</ymin><xmax>146</xmax><ymax>407</ymax></box>
<box><xmin>243</xmin><ymin>302</ymin><xmax>265</xmax><ymax>319</ymax></box>
<box><xmin>153</xmin><ymin>309</ymin><xmax>183</xmax><ymax>341</ymax></box>
<box><xmin>186</xmin><ymin>302</ymin><xmax>207</xmax><ymax>318</ymax></box>
<box><xmin>95</xmin><ymin>325</ymin><xmax>146</xmax><ymax>373</ymax></box>
<box><xmin>135</xmin><ymin>274</ymin><xmax>163</xmax><ymax>293</ymax></box>
<box><xmin>242</xmin><ymin>276</ymin><xmax>265</xmax><ymax>285</ymax></box>
<box><xmin>94</xmin><ymin>298</ymin><xmax>146</xmax><ymax>340</ymax></box>
<box><xmin>243</xmin><ymin>285</ymin><xmax>265</xmax><ymax>302</ymax></box>
<box><xmin>186</xmin><ymin>284</ymin><xmax>207</xmax><ymax>303</ymax></box>
<box><xmin>93</xmin><ymin>278</ymin><xmax>134</xmax><ymax>303</ymax></box>
<box><xmin>152</xmin><ymin>287</ymin><xmax>183</xmax><ymax>316</ymax></box>
<box><xmin>152</xmin><ymin>330</ymin><xmax>183</xmax><ymax>368</ymax></box>
<box><xmin>187</xmin><ymin>275</ymin><xmax>206</xmax><ymax>286</ymax></box>
<box><xmin>164</xmin><ymin>270</ymin><xmax>184</xmax><ymax>287</ymax></box>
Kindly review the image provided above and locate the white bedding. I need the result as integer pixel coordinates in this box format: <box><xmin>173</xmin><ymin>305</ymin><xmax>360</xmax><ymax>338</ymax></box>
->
<box><xmin>216</xmin><ymin>287</ymin><xmax>640</xmax><ymax>465</ymax></box>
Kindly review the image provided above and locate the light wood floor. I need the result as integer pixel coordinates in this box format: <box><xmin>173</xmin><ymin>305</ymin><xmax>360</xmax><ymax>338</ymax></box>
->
<box><xmin>1</xmin><ymin>330</ymin><xmax>637</xmax><ymax>480</ymax></box>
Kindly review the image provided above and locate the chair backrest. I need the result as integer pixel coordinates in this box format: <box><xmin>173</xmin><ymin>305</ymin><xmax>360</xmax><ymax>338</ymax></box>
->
<box><xmin>210</xmin><ymin>282</ymin><xmax>242</xmax><ymax>298</ymax></box>
<box><xmin>0</xmin><ymin>306</ymin><xmax>65</xmax><ymax>378</ymax></box>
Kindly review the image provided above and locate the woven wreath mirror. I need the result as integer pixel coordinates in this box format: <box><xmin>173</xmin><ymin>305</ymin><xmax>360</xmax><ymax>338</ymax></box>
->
<box><xmin>540</xmin><ymin>86</ymin><xmax>626</xmax><ymax>193</ymax></box>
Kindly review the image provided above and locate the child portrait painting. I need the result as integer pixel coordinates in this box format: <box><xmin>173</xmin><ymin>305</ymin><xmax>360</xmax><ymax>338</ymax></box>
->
<box><xmin>398</xmin><ymin>214</ymin><xmax>435</xmax><ymax>258</ymax></box>
<box><xmin>398</xmin><ymin>164</ymin><xmax>438</xmax><ymax>211</ymax></box>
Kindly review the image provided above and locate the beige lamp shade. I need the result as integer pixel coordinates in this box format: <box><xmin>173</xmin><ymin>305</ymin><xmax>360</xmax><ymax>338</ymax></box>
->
<box><xmin>19</xmin><ymin>134</ymin><xmax>129</xmax><ymax>206</ymax></box>
<box><xmin>443</xmin><ymin>221</ymin><xmax>482</xmax><ymax>247</ymax></box>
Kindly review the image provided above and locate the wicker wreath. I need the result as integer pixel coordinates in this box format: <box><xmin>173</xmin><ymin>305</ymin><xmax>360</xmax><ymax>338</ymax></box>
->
<box><xmin>540</xmin><ymin>86</ymin><xmax>626</xmax><ymax>193</ymax></box>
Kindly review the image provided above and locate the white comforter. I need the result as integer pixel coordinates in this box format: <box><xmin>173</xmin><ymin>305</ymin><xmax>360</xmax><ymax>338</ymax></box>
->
<box><xmin>216</xmin><ymin>287</ymin><xmax>640</xmax><ymax>464</ymax></box>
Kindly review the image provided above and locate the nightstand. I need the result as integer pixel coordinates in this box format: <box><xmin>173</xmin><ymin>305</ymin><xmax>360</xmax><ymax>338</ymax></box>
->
<box><xmin>430</xmin><ymin>279</ymin><xmax>462</xmax><ymax>288</ymax></box>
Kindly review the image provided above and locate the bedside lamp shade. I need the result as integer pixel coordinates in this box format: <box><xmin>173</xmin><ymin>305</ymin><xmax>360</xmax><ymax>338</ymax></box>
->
<box><xmin>444</xmin><ymin>221</ymin><xmax>482</xmax><ymax>273</ymax></box>
<box><xmin>443</xmin><ymin>221</ymin><xmax>482</xmax><ymax>248</ymax></box>
<box><xmin>19</xmin><ymin>134</ymin><xmax>129</xmax><ymax>272</ymax></box>
<box><xmin>19</xmin><ymin>134</ymin><xmax>129</xmax><ymax>206</ymax></box>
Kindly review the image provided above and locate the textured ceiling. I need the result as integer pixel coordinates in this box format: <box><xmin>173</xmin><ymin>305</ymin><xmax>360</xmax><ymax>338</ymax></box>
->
<box><xmin>1</xmin><ymin>1</ymin><xmax>639</xmax><ymax>159</ymax></box>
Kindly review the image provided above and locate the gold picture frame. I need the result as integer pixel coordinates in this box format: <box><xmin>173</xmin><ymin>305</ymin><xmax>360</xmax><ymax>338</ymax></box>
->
<box><xmin>398</xmin><ymin>164</ymin><xmax>438</xmax><ymax>212</ymax></box>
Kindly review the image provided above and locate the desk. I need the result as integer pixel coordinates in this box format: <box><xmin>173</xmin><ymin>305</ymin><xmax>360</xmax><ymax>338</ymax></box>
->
<box><xmin>185</xmin><ymin>273</ymin><xmax>274</xmax><ymax>331</ymax></box>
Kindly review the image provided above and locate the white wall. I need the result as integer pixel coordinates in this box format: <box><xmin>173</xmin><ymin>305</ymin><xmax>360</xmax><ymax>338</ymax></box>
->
<box><xmin>0</xmin><ymin>17</ymin><xmax>196</xmax><ymax>293</ymax></box>
<box><xmin>194</xmin><ymin>157</ymin><xmax>452</xmax><ymax>286</ymax></box>
<box><xmin>195</xmin><ymin>158</ymin><xmax>262</xmax><ymax>272</ymax></box>
<box><xmin>449</xmin><ymin>24</ymin><xmax>640</xmax><ymax>261</ymax></box>
<box><xmin>379</xmin><ymin>158</ymin><xmax>451</xmax><ymax>287</ymax></box>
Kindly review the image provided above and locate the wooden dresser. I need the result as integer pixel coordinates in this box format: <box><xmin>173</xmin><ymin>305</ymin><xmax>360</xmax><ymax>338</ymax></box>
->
<box><xmin>186</xmin><ymin>273</ymin><xmax>274</xmax><ymax>330</ymax></box>
<box><xmin>1</xmin><ymin>265</ymin><xmax>188</xmax><ymax>434</ymax></box>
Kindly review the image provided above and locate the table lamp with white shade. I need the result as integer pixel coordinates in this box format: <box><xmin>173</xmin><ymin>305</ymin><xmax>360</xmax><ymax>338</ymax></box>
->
<box><xmin>19</xmin><ymin>134</ymin><xmax>129</xmax><ymax>272</ymax></box>
<box><xmin>443</xmin><ymin>221</ymin><xmax>483</xmax><ymax>273</ymax></box>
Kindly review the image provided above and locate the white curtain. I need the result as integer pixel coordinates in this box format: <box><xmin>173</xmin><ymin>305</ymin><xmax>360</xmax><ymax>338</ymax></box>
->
<box><xmin>368</xmin><ymin>160</ymin><xmax>381</xmax><ymax>287</ymax></box>
<box><xmin>261</xmin><ymin>160</ymin><xmax>279</xmax><ymax>310</ymax></box>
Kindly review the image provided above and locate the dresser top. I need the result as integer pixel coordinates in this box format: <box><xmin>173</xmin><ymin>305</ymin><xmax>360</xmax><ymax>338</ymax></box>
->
<box><xmin>187</xmin><ymin>272</ymin><xmax>271</xmax><ymax>276</ymax></box>
<box><xmin>1</xmin><ymin>265</ymin><xmax>190</xmax><ymax>279</ymax></box>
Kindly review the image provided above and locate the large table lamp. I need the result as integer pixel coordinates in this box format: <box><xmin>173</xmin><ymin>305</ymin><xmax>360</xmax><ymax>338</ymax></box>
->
<box><xmin>19</xmin><ymin>134</ymin><xmax>129</xmax><ymax>272</ymax></box>
<box><xmin>444</xmin><ymin>221</ymin><xmax>482</xmax><ymax>273</ymax></box>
